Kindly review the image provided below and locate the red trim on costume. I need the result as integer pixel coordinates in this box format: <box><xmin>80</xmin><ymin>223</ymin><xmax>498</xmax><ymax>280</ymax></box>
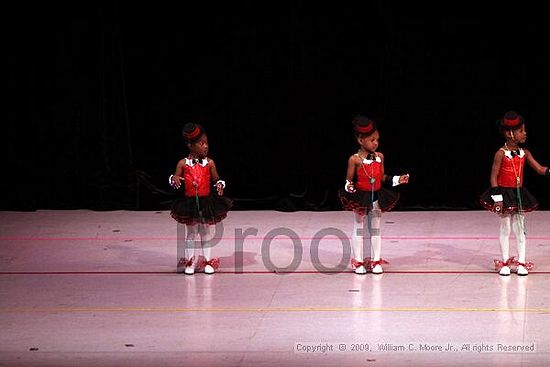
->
<box><xmin>204</xmin><ymin>258</ymin><xmax>220</xmax><ymax>269</ymax></box>
<box><xmin>513</xmin><ymin>259</ymin><xmax>534</xmax><ymax>271</ymax></box>
<box><xmin>184</xmin><ymin>126</ymin><xmax>201</xmax><ymax>139</ymax></box>
<box><xmin>351</xmin><ymin>258</ymin><xmax>365</xmax><ymax>268</ymax></box>
<box><xmin>177</xmin><ymin>257</ymin><xmax>195</xmax><ymax>268</ymax></box>
<box><xmin>369</xmin><ymin>259</ymin><xmax>388</xmax><ymax>270</ymax></box>
<box><xmin>493</xmin><ymin>257</ymin><xmax>515</xmax><ymax>271</ymax></box>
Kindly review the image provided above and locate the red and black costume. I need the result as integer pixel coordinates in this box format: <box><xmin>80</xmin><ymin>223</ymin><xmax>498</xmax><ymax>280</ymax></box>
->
<box><xmin>480</xmin><ymin>148</ymin><xmax>538</xmax><ymax>214</ymax></box>
<box><xmin>170</xmin><ymin>158</ymin><xmax>232</xmax><ymax>225</ymax></box>
<box><xmin>339</xmin><ymin>154</ymin><xmax>400</xmax><ymax>216</ymax></box>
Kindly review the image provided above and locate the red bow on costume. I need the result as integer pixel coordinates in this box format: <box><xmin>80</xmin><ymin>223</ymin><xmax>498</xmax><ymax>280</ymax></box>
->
<box><xmin>203</xmin><ymin>258</ymin><xmax>220</xmax><ymax>269</ymax></box>
<box><xmin>494</xmin><ymin>257</ymin><xmax>534</xmax><ymax>271</ymax></box>
<box><xmin>369</xmin><ymin>259</ymin><xmax>389</xmax><ymax>270</ymax></box>
<box><xmin>494</xmin><ymin>257</ymin><xmax>515</xmax><ymax>271</ymax></box>
<box><xmin>177</xmin><ymin>257</ymin><xmax>195</xmax><ymax>268</ymax></box>
<box><xmin>351</xmin><ymin>258</ymin><xmax>389</xmax><ymax>270</ymax></box>
<box><xmin>351</xmin><ymin>258</ymin><xmax>366</xmax><ymax>269</ymax></box>
<box><xmin>513</xmin><ymin>259</ymin><xmax>534</xmax><ymax>271</ymax></box>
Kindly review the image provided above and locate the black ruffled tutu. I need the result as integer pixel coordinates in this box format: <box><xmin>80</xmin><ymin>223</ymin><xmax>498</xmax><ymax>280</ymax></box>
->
<box><xmin>171</xmin><ymin>193</ymin><xmax>233</xmax><ymax>225</ymax></box>
<box><xmin>479</xmin><ymin>187</ymin><xmax>538</xmax><ymax>214</ymax></box>
<box><xmin>339</xmin><ymin>188</ymin><xmax>400</xmax><ymax>216</ymax></box>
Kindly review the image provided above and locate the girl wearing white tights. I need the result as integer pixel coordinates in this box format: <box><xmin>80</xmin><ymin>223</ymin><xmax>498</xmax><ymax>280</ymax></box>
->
<box><xmin>480</xmin><ymin>111</ymin><xmax>549</xmax><ymax>276</ymax></box>
<box><xmin>339</xmin><ymin>116</ymin><xmax>409</xmax><ymax>274</ymax></box>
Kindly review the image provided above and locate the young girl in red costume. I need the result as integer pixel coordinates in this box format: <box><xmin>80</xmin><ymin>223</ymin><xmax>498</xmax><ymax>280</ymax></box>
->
<box><xmin>480</xmin><ymin>111</ymin><xmax>549</xmax><ymax>276</ymax></box>
<box><xmin>339</xmin><ymin>116</ymin><xmax>409</xmax><ymax>274</ymax></box>
<box><xmin>169</xmin><ymin>123</ymin><xmax>232</xmax><ymax>275</ymax></box>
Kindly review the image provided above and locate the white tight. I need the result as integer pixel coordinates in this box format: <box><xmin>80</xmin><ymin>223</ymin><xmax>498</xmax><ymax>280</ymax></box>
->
<box><xmin>185</xmin><ymin>223</ymin><xmax>212</xmax><ymax>260</ymax></box>
<box><xmin>352</xmin><ymin>201</ymin><xmax>382</xmax><ymax>262</ymax></box>
<box><xmin>499</xmin><ymin>214</ymin><xmax>526</xmax><ymax>263</ymax></box>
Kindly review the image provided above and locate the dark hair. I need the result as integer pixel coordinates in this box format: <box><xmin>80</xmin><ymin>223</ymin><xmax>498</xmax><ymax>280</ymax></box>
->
<box><xmin>182</xmin><ymin>123</ymin><xmax>206</xmax><ymax>144</ymax></box>
<box><xmin>352</xmin><ymin>115</ymin><xmax>377</xmax><ymax>138</ymax></box>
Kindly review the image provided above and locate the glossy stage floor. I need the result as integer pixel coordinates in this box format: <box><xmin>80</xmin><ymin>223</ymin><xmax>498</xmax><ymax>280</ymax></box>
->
<box><xmin>1</xmin><ymin>210</ymin><xmax>549</xmax><ymax>367</ymax></box>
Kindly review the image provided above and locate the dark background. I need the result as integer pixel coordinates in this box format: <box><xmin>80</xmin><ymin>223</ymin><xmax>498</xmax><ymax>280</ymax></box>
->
<box><xmin>5</xmin><ymin>2</ymin><xmax>549</xmax><ymax>212</ymax></box>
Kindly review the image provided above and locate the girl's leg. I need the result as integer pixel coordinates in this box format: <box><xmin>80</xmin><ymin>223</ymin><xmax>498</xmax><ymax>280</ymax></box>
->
<box><xmin>368</xmin><ymin>201</ymin><xmax>383</xmax><ymax>274</ymax></box>
<box><xmin>199</xmin><ymin>224</ymin><xmax>216</xmax><ymax>274</ymax></box>
<box><xmin>498</xmin><ymin>215</ymin><xmax>512</xmax><ymax>276</ymax></box>
<box><xmin>199</xmin><ymin>224</ymin><xmax>211</xmax><ymax>260</ymax></box>
<box><xmin>352</xmin><ymin>213</ymin><xmax>367</xmax><ymax>274</ymax></box>
<box><xmin>184</xmin><ymin>224</ymin><xmax>199</xmax><ymax>275</ymax></box>
<box><xmin>511</xmin><ymin>213</ymin><xmax>528</xmax><ymax>275</ymax></box>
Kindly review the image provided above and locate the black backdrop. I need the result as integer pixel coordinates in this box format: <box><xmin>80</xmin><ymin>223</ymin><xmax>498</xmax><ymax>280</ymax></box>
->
<box><xmin>5</xmin><ymin>2</ymin><xmax>550</xmax><ymax>211</ymax></box>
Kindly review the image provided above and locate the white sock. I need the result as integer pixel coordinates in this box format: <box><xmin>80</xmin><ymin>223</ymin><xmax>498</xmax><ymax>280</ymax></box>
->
<box><xmin>186</xmin><ymin>224</ymin><xmax>199</xmax><ymax>260</ymax></box>
<box><xmin>352</xmin><ymin>213</ymin><xmax>365</xmax><ymax>262</ymax></box>
<box><xmin>200</xmin><ymin>224</ymin><xmax>212</xmax><ymax>260</ymax></box>
<box><xmin>369</xmin><ymin>202</ymin><xmax>382</xmax><ymax>261</ymax></box>
<box><xmin>499</xmin><ymin>215</ymin><xmax>511</xmax><ymax>261</ymax></box>
<box><xmin>512</xmin><ymin>214</ymin><xmax>526</xmax><ymax>263</ymax></box>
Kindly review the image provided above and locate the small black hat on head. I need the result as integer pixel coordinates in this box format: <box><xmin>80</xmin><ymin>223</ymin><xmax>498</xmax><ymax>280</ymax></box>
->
<box><xmin>352</xmin><ymin>115</ymin><xmax>377</xmax><ymax>136</ymax></box>
<box><xmin>182</xmin><ymin>123</ymin><xmax>205</xmax><ymax>142</ymax></box>
<box><xmin>497</xmin><ymin>111</ymin><xmax>524</xmax><ymax>130</ymax></box>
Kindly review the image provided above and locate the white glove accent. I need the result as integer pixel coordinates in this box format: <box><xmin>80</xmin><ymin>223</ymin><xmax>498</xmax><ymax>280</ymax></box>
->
<box><xmin>169</xmin><ymin>174</ymin><xmax>175</xmax><ymax>186</ymax></box>
<box><xmin>491</xmin><ymin>195</ymin><xmax>503</xmax><ymax>202</ymax></box>
<box><xmin>345</xmin><ymin>180</ymin><xmax>355</xmax><ymax>193</ymax></box>
<box><xmin>392</xmin><ymin>176</ymin><xmax>400</xmax><ymax>187</ymax></box>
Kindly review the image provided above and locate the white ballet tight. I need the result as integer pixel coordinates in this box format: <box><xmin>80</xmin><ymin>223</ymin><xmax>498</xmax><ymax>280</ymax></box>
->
<box><xmin>499</xmin><ymin>214</ymin><xmax>526</xmax><ymax>263</ymax></box>
<box><xmin>185</xmin><ymin>223</ymin><xmax>212</xmax><ymax>260</ymax></box>
<box><xmin>352</xmin><ymin>201</ymin><xmax>382</xmax><ymax>262</ymax></box>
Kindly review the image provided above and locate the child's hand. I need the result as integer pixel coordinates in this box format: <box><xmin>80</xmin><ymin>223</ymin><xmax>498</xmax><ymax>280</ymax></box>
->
<box><xmin>214</xmin><ymin>180</ymin><xmax>226</xmax><ymax>196</ymax></box>
<box><xmin>399</xmin><ymin>174</ymin><xmax>410</xmax><ymax>185</ymax></box>
<box><xmin>345</xmin><ymin>180</ymin><xmax>356</xmax><ymax>193</ymax></box>
<box><xmin>216</xmin><ymin>182</ymin><xmax>224</xmax><ymax>196</ymax></box>
<box><xmin>170</xmin><ymin>175</ymin><xmax>184</xmax><ymax>189</ymax></box>
<box><xmin>493</xmin><ymin>201</ymin><xmax>503</xmax><ymax>214</ymax></box>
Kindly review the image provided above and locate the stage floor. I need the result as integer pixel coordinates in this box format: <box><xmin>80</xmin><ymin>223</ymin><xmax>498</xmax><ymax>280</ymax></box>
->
<box><xmin>1</xmin><ymin>210</ymin><xmax>549</xmax><ymax>366</ymax></box>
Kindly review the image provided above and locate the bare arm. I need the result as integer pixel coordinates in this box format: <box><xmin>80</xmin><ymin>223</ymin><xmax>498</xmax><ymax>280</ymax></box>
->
<box><xmin>344</xmin><ymin>155</ymin><xmax>358</xmax><ymax>192</ymax></box>
<box><xmin>489</xmin><ymin>150</ymin><xmax>504</xmax><ymax>212</ymax></box>
<box><xmin>170</xmin><ymin>159</ymin><xmax>186</xmax><ymax>189</ymax></box>
<box><xmin>378</xmin><ymin>152</ymin><xmax>385</xmax><ymax>179</ymax></box>
<box><xmin>490</xmin><ymin>150</ymin><xmax>504</xmax><ymax>188</ymax></box>
<box><xmin>346</xmin><ymin>155</ymin><xmax>358</xmax><ymax>182</ymax></box>
<box><xmin>209</xmin><ymin>159</ymin><xmax>225</xmax><ymax>195</ymax></box>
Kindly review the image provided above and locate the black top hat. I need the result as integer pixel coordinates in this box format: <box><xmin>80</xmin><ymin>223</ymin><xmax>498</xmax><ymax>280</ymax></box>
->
<box><xmin>182</xmin><ymin>123</ymin><xmax>205</xmax><ymax>142</ymax></box>
<box><xmin>497</xmin><ymin>111</ymin><xmax>524</xmax><ymax>130</ymax></box>
<box><xmin>352</xmin><ymin>115</ymin><xmax>377</xmax><ymax>136</ymax></box>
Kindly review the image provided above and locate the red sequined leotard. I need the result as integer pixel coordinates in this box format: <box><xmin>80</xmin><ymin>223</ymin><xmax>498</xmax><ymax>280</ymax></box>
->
<box><xmin>356</xmin><ymin>154</ymin><xmax>383</xmax><ymax>192</ymax></box>
<box><xmin>497</xmin><ymin>148</ymin><xmax>525</xmax><ymax>188</ymax></box>
<box><xmin>183</xmin><ymin>158</ymin><xmax>211</xmax><ymax>197</ymax></box>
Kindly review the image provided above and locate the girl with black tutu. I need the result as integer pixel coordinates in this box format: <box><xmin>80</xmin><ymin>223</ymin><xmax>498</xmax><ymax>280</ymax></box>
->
<box><xmin>339</xmin><ymin>116</ymin><xmax>409</xmax><ymax>274</ymax></box>
<box><xmin>169</xmin><ymin>123</ymin><xmax>232</xmax><ymax>275</ymax></box>
<box><xmin>480</xmin><ymin>111</ymin><xmax>549</xmax><ymax>276</ymax></box>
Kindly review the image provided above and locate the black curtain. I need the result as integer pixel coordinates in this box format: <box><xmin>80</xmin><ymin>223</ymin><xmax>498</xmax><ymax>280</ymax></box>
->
<box><xmin>5</xmin><ymin>2</ymin><xmax>549</xmax><ymax>211</ymax></box>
